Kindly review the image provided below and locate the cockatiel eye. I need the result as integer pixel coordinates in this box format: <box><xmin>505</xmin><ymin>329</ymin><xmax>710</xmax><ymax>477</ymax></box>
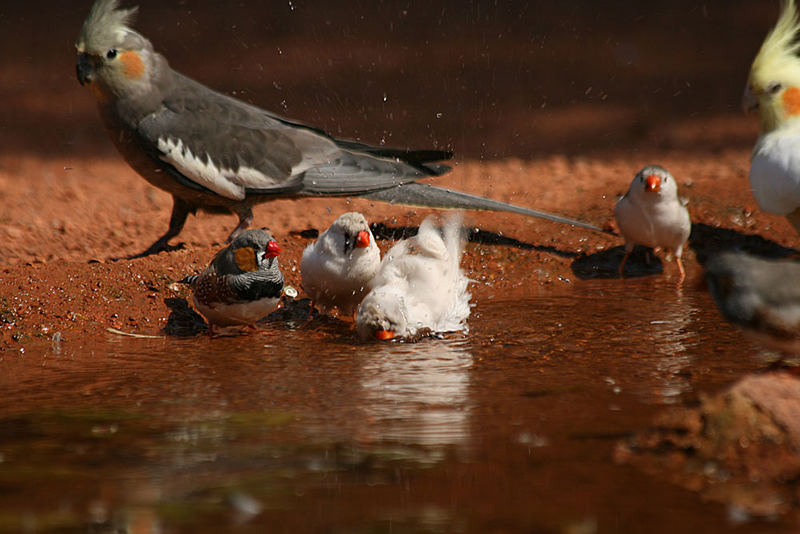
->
<box><xmin>105</xmin><ymin>48</ymin><xmax>118</xmax><ymax>60</ymax></box>
<box><xmin>767</xmin><ymin>82</ymin><xmax>783</xmax><ymax>95</ymax></box>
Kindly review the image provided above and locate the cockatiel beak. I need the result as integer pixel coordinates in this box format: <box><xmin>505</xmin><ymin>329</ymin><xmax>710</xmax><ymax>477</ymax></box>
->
<box><xmin>76</xmin><ymin>52</ymin><xmax>97</xmax><ymax>86</ymax></box>
<box><xmin>265</xmin><ymin>240</ymin><xmax>281</xmax><ymax>258</ymax></box>
<box><xmin>742</xmin><ymin>83</ymin><xmax>759</xmax><ymax>114</ymax></box>
<box><xmin>645</xmin><ymin>174</ymin><xmax>661</xmax><ymax>192</ymax></box>
<box><xmin>355</xmin><ymin>230</ymin><xmax>370</xmax><ymax>248</ymax></box>
<box><xmin>373</xmin><ymin>329</ymin><xmax>395</xmax><ymax>340</ymax></box>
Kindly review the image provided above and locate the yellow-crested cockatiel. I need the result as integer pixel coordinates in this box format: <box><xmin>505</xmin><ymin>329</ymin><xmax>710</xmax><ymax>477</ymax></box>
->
<box><xmin>746</xmin><ymin>0</ymin><xmax>800</xmax><ymax>232</ymax></box>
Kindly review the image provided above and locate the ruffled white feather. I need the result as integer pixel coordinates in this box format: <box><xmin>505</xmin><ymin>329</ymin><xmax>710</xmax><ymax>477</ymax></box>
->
<box><xmin>356</xmin><ymin>213</ymin><xmax>471</xmax><ymax>340</ymax></box>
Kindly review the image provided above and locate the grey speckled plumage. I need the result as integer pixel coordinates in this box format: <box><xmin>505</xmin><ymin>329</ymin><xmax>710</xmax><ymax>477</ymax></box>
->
<box><xmin>706</xmin><ymin>251</ymin><xmax>800</xmax><ymax>355</ymax></box>
<box><xmin>76</xmin><ymin>0</ymin><xmax>607</xmax><ymax>258</ymax></box>
<box><xmin>182</xmin><ymin>229</ymin><xmax>284</xmax><ymax>332</ymax></box>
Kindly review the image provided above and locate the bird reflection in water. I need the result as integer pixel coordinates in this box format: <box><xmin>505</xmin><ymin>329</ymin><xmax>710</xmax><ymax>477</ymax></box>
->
<box><xmin>358</xmin><ymin>338</ymin><xmax>474</xmax><ymax>454</ymax></box>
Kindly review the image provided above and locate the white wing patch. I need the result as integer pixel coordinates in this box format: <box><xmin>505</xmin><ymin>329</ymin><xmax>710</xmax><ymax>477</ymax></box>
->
<box><xmin>157</xmin><ymin>137</ymin><xmax>274</xmax><ymax>200</ymax></box>
<box><xmin>750</xmin><ymin>130</ymin><xmax>800</xmax><ymax>216</ymax></box>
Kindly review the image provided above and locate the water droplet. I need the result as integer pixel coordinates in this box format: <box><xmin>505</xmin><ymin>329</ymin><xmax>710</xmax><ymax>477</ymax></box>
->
<box><xmin>435</xmin><ymin>112</ymin><xmax>443</xmax><ymax>119</ymax></box>
<box><xmin>382</xmin><ymin>93</ymin><xmax>388</xmax><ymax>102</ymax></box>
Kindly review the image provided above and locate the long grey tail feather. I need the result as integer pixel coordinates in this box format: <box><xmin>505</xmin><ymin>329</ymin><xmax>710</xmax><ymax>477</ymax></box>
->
<box><xmin>362</xmin><ymin>182</ymin><xmax>611</xmax><ymax>234</ymax></box>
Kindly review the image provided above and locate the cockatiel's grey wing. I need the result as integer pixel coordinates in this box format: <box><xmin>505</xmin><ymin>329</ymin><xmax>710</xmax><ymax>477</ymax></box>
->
<box><xmin>136</xmin><ymin>76</ymin><xmax>441</xmax><ymax>201</ymax></box>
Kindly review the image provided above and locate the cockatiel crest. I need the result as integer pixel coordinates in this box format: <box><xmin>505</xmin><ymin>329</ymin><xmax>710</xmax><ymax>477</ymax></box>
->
<box><xmin>76</xmin><ymin>0</ymin><xmax>139</xmax><ymax>52</ymax></box>
<box><xmin>747</xmin><ymin>0</ymin><xmax>800</xmax><ymax>132</ymax></box>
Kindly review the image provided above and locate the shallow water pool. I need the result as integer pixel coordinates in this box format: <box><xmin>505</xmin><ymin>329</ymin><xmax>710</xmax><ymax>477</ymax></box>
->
<box><xmin>0</xmin><ymin>279</ymin><xmax>793</xmax><ymax>533</ymax></box>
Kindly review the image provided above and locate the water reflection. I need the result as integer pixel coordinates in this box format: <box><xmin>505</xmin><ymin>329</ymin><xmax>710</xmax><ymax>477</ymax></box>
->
<box><xmin>359</xmin><ymin>338</ymin><xmax>473</xmax><ymax>452</ymax></box>
<box><xmin>632</xmin><ymin>288</ymin><xmax>700</xmax><ymax>404</ymax></box>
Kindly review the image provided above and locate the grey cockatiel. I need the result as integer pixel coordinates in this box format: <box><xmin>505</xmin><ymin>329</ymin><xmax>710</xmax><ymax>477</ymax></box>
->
<box><xmin>76</xmin><ymin>0</ymin><xmax>605</xmax><ymax>258</ymax></box>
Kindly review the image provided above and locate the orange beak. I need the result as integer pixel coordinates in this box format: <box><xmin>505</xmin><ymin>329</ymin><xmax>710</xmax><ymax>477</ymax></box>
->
<box><xmin>373</xmin><ymin>329</ymin><xmax>395</xmax><ymax>340</ymax></box>
<box><xmin>266</xmin><ymin>240</ymin><xmax>282</xmax><ymax>258</ymax></box>
<box><xmin>355</xmin><ymin>230</ymin><xmax>370</xmax><ymax>248</ymax></box>
<box><xmin>645</xmin><ymin>174</ymin><xmax>661</xmax><ymax>192</ymax></box>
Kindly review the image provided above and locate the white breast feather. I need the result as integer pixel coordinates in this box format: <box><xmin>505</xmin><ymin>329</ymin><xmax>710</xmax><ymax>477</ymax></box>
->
<box><xmin>750</xmin><ymin>131</ymin><xmax>800</xmax><ymax>215</ymax></box>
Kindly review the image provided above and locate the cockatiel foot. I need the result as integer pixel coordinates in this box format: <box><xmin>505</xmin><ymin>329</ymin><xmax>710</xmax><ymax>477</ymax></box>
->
<box><xmin>127</xmin><ymin>240</ymin><xmax>186</xmax><ymax>260</ymax></box>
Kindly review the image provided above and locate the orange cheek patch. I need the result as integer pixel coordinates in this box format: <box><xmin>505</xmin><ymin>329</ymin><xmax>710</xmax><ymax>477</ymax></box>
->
<box><xmin>234</xmin><ymin>247</ymin><xmax>258</xmax><ymax>272</ymax></box>
<box><xmin>120</xmin><ymin>51</ymin><xmax>145</xmax><ymax>79</ymax></box>
<box><xmin>782</xmin><ymin>87</ymin><xmax>800</xmax><ymax>117</ymax></box>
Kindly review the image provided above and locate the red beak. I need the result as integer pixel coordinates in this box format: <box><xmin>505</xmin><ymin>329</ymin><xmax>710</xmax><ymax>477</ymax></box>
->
<box><xmin>373</xmin><ymin>329</ymin><xmax>395</xmax><ymax>340</ymax></box>
<box><xmin>355</xmin><ymin>230</ymin><xmax>370</xmax><ymax>248</ymax></box>
<box><xmin>266</xmin><ymin>240</ymin><xmax>281</xmax><ymax>258</ymax></box>
<box><xmin>645</xmin><ymin>174</ymin><xmax>661</xmax><ymax>192</ymax></box>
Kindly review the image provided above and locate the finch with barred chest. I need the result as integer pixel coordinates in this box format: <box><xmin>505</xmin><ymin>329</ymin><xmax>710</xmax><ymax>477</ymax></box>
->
<box><xmin>181</xmin><ymin>229</ymin><xmax>283</xmax><ymax>335</ymax></box>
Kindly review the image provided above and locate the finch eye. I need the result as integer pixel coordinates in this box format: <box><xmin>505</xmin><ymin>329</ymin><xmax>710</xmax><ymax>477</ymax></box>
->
<box><xmin>106</xmin><ymin>49</ymin><xmax>118</xmax><ymax>60</ymax></box>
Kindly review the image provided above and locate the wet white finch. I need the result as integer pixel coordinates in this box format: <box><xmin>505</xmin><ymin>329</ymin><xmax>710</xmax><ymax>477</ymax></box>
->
<box><xmin>706</xmin><ymin>251</ymin><xmax>800</xmax><ymax>355</ymax></box>
<box><xmin>356</xmin><ymin>213</ymin><xmax>471</xmax><ymax>341</ymax></box>
<box><xmin>614</xmin><ymin>165</ymin><xmax>692</xmax><ymax>282</ymax></box>
<box><xmin>745</xmin><ymin>0</ymin><xmax>800</xmax><ymax>233</ymax></box>
<box><xmin>301</xmin><ymin>212</ymin><xmax>381</xmax><ymax>316</ymax></box>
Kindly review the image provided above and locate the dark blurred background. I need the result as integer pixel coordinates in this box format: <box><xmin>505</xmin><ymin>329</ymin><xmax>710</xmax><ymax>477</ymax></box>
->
<box><xmin>0</xmin><ymin>0</ymin><xmax>773</xmax><ymax>160</ymax></box>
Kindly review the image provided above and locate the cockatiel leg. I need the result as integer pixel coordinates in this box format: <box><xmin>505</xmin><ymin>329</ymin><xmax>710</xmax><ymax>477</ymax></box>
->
<box><xmin>131</xmin><ymin>196</ymin><xmax>192</xmax><ymax>258</ymax></box>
